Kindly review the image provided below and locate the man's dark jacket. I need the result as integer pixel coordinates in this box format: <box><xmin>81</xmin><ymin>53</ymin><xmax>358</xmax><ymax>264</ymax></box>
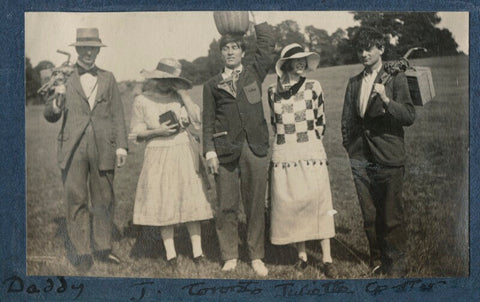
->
<box><xmin>202</xmin><ymin>22</ymin><xmax>275</xmax><ymax>164</ymax></box>
<box><xmin>341</xmin><ymin>66</ymin><xmax>415</xmax><ymax>166</ymax></box>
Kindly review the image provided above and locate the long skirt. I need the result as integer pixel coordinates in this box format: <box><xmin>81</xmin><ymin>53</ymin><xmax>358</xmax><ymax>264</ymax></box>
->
<box><xmin>133</xmin><ymin>142</ymin><xmax>213</xmax><ymax>226</ymax></box>
<box><xmin>270</xmin><ymin>158</ymin><xmax>336</xmax><ymax>245</ymax></box>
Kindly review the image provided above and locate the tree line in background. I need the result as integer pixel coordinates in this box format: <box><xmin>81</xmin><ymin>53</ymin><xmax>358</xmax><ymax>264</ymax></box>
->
<box><xmin>26</xmin><ymin>12</ymin><xmax>463</xmax><ymax>104</ymax></box>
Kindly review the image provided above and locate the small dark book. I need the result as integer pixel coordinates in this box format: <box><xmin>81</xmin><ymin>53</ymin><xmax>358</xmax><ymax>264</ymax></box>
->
<box><xmin>159</xmin><ymin>110</ymin><xmax>180</xmax><ymax>134</ymax></box>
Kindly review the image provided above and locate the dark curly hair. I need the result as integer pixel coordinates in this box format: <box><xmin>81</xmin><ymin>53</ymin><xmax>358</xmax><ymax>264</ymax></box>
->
<box><xmin>353</xmin><ymin>27</ymin><xmax>386</xmax><ymax>51</ymax></box>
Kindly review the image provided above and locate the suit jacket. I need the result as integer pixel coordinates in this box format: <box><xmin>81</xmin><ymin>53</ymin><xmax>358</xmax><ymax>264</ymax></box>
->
<box><xmin>44</xmin><ymin>67</ymin><xmax>128</xmax><ymax>171</ymax></box>
<box><xmin>202</xmin><ymin>22</ymin><xmax>275</xmax><ymax>164</ymax></box>
<box><xmin>341</xmin><ymin>65</ymin><xmax>415</xmax><ymax>166</ymax></box>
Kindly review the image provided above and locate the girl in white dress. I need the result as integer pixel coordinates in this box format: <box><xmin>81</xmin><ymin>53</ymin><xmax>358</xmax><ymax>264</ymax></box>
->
<box><xmin>268</xmin><ymin>44</ymin><xmax>337</xmax><ymax>277</ymax></box>
<box><xmin>129</xmin><ymin>58</ymin><xmax>213</xmax><ymax>267</ymax></box>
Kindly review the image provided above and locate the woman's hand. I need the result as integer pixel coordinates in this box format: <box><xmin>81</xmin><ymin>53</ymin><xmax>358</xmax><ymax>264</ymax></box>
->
<box><xmin>156</xmin><ymin>121</ymin><xmax>179</xmax><ymax>136</ymax></box>
<box><xmin>135</xmin><ymin>121</ymin><xmax>178</xmax><ymax>142</ymax></box>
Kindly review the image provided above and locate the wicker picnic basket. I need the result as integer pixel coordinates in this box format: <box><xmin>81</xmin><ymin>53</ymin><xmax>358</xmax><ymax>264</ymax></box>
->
<box><xmin>405</xmin><ymin>66</ymin><xmax>435</xmax><ymax>106</ymax></box>
<box><xmin>213</xmin><ymin>11</ymin><xmax>249</xmax><ymax>35</ymax></box>
<box><xmin>384</xmin><ymin>47</ymin><xmax>435</xmax><ymax>106</ymax></box>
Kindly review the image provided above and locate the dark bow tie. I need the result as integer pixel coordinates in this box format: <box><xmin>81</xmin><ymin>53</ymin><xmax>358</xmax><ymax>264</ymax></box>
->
<box><xmin>77</xmin><ymin>64</ymin><xmax>98</xmax><ymax>76</ymax></box>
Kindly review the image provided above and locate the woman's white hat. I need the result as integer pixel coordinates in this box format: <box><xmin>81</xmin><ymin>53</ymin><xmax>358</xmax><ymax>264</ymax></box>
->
<box><xmin>140</xmin><ymin>58</ymin><xmax>192</xmax><ymax>90</ymax></box>
<box><xmin>275</xmin><ymin>43</ymin><xmax>320</xmax><ymax>77</ymax></box>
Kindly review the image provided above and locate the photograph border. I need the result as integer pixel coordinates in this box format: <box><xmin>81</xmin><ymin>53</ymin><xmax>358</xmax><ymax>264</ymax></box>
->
<box><xmin>3</xmin><ymin>0</ymin><xmax>478</xmax><ymax>301</ymax></box>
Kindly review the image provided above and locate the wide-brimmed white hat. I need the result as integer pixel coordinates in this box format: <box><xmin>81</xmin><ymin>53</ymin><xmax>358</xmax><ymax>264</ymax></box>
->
<box><xmin>275</xmin><ymin>43</ymin><xmax>320</xmax><ymax>78</ymax></box>
<box><xmin>140</xmin><ymin>58</ymin><xmax>192</xmax><ymax>90</ymax></box>
<box><xmin>69</xmin><ymin>28</ymin><xmax>107</xmax><ymax>47</ymax></box>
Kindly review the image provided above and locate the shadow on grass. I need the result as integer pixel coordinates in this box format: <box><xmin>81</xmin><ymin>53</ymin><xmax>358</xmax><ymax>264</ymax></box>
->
<box><xmin>53</xmin><ymin>216</ymin><xmax>127</xmax><ymax>265</ymax></box>
<box><xmin>123</xmin><ymin>220</ymin><xmax>222</xmax><ymax>265</ymax></box>
<box><xmin>53</xmin><ymin>216</ymin><xmax>78</xmax><ymax>266</ymax></box>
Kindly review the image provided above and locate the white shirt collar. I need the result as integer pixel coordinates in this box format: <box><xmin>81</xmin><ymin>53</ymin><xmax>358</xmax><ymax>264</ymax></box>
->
<box><xmin>363</xmin><ymin>63</ymin><xmax>382</xmax><ymax>78</ymax></box>
<box><xmin>222</xmin><ymin>65</ymin><xmax>243</xmax><ymax>79</ymax></box>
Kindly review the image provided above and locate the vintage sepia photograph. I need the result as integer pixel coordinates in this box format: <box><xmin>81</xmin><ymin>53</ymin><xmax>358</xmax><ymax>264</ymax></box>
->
<box><xmin>25</xmin><ymin>11</ymin><xmax>469</xmax><ymax>280</ymax></box>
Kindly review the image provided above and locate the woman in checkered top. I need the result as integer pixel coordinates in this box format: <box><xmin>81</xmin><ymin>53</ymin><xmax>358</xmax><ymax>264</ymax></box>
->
<box><xmin>268</xmin><ymin>43</ymin><xmax>337</xmax><ymax>277</ymax></box>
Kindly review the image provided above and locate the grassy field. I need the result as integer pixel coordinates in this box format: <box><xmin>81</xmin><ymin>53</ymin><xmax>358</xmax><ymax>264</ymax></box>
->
<box><xmin>26</xmin><ymin>56</ymin><xmax>469</xmax><ymax>279</ymax></box>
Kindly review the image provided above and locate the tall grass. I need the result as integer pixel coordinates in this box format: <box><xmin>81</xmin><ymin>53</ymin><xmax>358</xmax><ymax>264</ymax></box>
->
<box><xmin>26</xmin><ymin>56</ymin><xmax>469</xmax><ymax>279</ymax></box>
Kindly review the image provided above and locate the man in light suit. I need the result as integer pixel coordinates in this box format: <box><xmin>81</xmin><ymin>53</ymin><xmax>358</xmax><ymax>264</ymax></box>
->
<box><xmin>202</xmin><ymin>15</ymin><xmax>274</xmax><ymax>276</ymax></box>
<box><xmin>341</xmin><ymin>28</ymin><xmax>415</xmax><ymax>276</ymax></box>
<box><xmin>44</xmin><ymin>28</ymin><xmax>128</xmax><ymax>271</ymax></box>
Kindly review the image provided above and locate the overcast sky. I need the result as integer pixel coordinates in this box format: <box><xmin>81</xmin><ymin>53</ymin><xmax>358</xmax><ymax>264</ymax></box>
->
<box><xmin>25</xmin><ymin>11</ymin><xmax>468</xmax><ymax>81</ymax></box>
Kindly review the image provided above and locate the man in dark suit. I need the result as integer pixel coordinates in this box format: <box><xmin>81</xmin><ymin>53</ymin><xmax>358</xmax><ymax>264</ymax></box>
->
<box><xmin>341</xmin><ymin>28</ymin><xmax>415</xmax><ymax>276</ymax></box>
<box><xmin>44</xmin><ymin>28</ymin><xmax>128</xmax><ymax>271</ymax></box>
<box><xmin>202</xmin><ymin>15</ymin><xmax>274</xmax><ymax>276</ymax></box>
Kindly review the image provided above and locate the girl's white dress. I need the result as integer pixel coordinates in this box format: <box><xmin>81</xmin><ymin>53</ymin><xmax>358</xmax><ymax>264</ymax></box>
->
<box><xmin>268</xmin><ymin>78</ymin><xmax>336</xmax><ymax>245</ymax></box>
<box><xmin>129</xmin><ymin>91</ymin><xmax>213</xmax><ymax>226</ymax></box>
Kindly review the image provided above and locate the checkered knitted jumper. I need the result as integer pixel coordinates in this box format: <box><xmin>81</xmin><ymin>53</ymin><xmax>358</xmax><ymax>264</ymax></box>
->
<box><xmin>268</xmin><ymin>78</ymin><xmax>327</xmax><ymax>165</ymax></box>
<box><xmin>268</xmin><ymin>77</ymin><xmax>336</xmax><ymax>244</ymax></box>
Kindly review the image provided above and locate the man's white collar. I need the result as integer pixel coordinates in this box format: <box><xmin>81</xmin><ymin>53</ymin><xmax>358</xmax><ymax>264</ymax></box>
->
<box><xmin>224</xmin><ymin>65</ymin><xmax>243</xmax><ymax>74</ymax></box>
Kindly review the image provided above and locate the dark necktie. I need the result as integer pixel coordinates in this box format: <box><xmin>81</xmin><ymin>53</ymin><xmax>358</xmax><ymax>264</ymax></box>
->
<box><xmin>231</xmin><ymin>69</ymin><xmax>241</xmax><ymax>94</ymax></box>
<box><xmin>77</xmin><ymin>64</ymin><xmax>98</xmax><ymax>76</ymax></box>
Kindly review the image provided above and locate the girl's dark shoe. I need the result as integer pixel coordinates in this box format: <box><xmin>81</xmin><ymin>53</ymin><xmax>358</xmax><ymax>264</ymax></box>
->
<box><xmin>193</xmin><ymin>254</ymin><xmax>207</xmax><ymax>265</ymax></box>
<box><xmin>294</xmin><ymin>258</ymin><xmax>308</xmax><ymax>270</ymax></box>
<box><xmin>323</xmin><ymin>262</ymin><xmax>337</xmax><ymax>278</ymax></box>
<box><xmin>167</xmin><ymin>257</ymin><xmax>178</xmax><ymax>271</ymax></box>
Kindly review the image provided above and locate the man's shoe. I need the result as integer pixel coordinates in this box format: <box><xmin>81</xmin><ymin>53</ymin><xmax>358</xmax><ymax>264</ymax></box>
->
<box><xmin>251</xmin><ymin>259</ymin><xmax>268</xmax><ymax>277</ymax></box>
<box><xmin>372</xmin><ymin>264</ymin><xmax>391</xmax><ymax>276</ymax></box>
<box><xmin>372</xmin><ymin>264</ymin><xmax>382</xmax><ymax>275</ymax></box>
<box><xmin>96</xmin><ymin>251</ymin><xmax>122</xmax><ymax>265</ymax></box>
<box><xmin>221</xmin><ymin>259</ymin><xmax>237</xmax><ymax>271</ymax></box>
<box><xmin>390</xmin><ymin>262</ymin><xmax>408</xmax><ymax>278</ymax></box>
<box><xmin>323</xmin><ymin>262</ymin><xmax>337</xmax><ymax>279</ymax></box>
<box><xmin>106</xmin><ymin>253</ymin><xmax>122</xmax><ymax>265</ymax></box>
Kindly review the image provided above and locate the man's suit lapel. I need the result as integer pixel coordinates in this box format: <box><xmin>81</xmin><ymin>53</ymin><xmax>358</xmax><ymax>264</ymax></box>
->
<box><xmin>93</xmin><ymin>70</ymin><xmax>107</xmax><ymax>108</ymax></box>
<box><xmin>215</xmin><ymin>66</ymin><xmax>246</xmax><ymax>99</ymax></box>
<box><xmin>235</xmin><ymin>68</ymin><xmax>247</xmax><ymax>98</ymax></box>
<box><xmin>215</xmin><ymin>73</ymin><xmax>236</xmax><ymax>98</ymax></box>
<box><xmin>69</xmin><ymin>71</ymin><xmax>88</xmax><ymax>101</ymax></box>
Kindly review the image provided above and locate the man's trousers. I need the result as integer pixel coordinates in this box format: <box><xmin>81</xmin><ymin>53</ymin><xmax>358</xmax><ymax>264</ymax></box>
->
<box><xmin>61</xmin><ymin>124</ymin><xmax>115</xmax><ymax>256</ymax></box>
<box><xmin>215</xmin><ymin>142</ymin><xmax>269</xmax><ymax>261</ymax></box>
<box><xmin>350</xmin><ymin>159</ymin><xmax>407</xmax><ymax>271</ymax></box>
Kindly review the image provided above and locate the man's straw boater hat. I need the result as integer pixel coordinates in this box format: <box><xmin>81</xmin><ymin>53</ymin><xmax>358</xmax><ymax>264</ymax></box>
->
<box><xmin>69</xmin><ymin>28</ymin><xmax>107</xmax><ymax>47</ymax></box>
<box><xmin>140</xmin><ymin>58</ymin><xmax>192</xmax><ymax>90</ymax></box>
<box><xmin>275</xmin><ymin>43</ymin><xmax>320</xmax><ymax>78</ymax></box>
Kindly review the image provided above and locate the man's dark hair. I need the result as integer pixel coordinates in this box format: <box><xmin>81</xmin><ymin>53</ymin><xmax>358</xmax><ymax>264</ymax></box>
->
<box><xmin>219</xmin><ymin>34</ymin><xmax>247</xmax><ymax>52</ymax></box>
<box><xmin>353</xmin><ymin>27</ymin><xmax>386</xmax><ymax>51</ymax></box>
